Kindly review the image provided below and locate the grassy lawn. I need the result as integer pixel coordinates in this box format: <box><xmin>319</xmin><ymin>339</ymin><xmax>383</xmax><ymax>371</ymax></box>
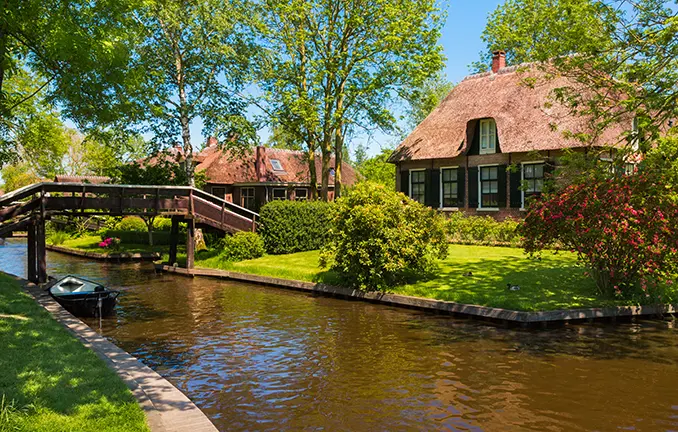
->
<box><xmin>0</xmin><ymin>273</ymin><xmax>148</xmax><ymax>432</ymax></box>
<box><xmin>55</xmin><ymin>235</ymin><xmax>167</xmax><ymax>255</ymax></box>
<box><xmin>194</xmin><ymin>245</ymin><xmax>676</xmax><ymax>312</ymax></box>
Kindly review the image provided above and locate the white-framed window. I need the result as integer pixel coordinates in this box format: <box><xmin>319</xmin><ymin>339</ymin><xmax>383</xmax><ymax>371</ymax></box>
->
<box><xmin>409</xmin><ymin>169</ymin><xmax>426</xmax><ymax>204</ymax></box>
<box><xmin>295</xmin><ymin>188</ymin><xmax>308</xmax><ymax>200</ymax></box>
<box><xmin>272</xmin><ymin>188</ymin><xmax>287</xmax><ymax>200</ymax></box>
<box><xmin>440</xmin><ymin>167</ymin><xmax>459</xmax><ymax>208</ymax></box>
<box><xmin>270</xmin><ymin>159</ymin><xmax>284</xmax><ymax>171</ymax></box>
<box><xmin>241</xmin><ymin>187</ymin><xmax>255</xmax><ymax>210</ymax></box>
<box><xmin>521</xmin><ymin>162</ymin><xmax>544</xmax><ymax>208</ymax></box>
<box><xmin>479</xmin><ymin>119</ymin><xmax>497</xmax><ymax>155</ymax></box>
<box><xmin>479</xmin><ymin>165</ymin><xmax>499</xmax><ymax>208</ymax></box>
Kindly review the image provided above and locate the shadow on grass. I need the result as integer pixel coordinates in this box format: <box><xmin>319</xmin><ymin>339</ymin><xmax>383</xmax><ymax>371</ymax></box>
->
<box><xmin>0</xmin><ymin>275</ymin><xmax>147</xmax><ymax>431</ymax></box>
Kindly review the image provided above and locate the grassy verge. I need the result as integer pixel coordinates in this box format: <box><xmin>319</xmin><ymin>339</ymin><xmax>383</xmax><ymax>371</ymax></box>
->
<box><xmin>0</xmin><ymin>273</ymin><xmax>148</xmax><ymax>432</ymax></box>
<box><xmin>53</xmin><ymin>235</ymin><xmax>167</xmax><ymax>255</ymax></box>
<box><xmin>193</xmin><ymin>245</ymin><xmax>677</xmax><ymax>312</ymax></box>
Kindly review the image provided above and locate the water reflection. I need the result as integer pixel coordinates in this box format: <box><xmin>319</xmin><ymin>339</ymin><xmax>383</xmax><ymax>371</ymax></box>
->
<box><xmin>2</xmin><ymin>239</ymin><xmax>678</xmax><ymax>431</ymax></box>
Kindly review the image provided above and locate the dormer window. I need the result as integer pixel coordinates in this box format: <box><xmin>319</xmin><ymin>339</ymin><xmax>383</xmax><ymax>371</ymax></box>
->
<box><xmin>270</xmin><ymin>159</ymin><xmax>284</xmax><ymax>171</ymax></box>
<box><xmin>479</xmin><ymin>119</ymin><xmax>497</xmax><ymax>154</ymax></box>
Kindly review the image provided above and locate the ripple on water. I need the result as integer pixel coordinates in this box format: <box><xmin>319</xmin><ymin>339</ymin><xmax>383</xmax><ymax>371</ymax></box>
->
<box><xmin>2</xmin><ymin>239</ymin><xmax>678</xmax><ymax>431</ymax></box>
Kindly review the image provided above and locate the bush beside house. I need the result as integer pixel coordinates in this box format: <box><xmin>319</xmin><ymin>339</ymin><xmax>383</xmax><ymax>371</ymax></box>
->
<box><xmin>259</xmin><ymin>200</ymin><xmax>334</xmax><ymax>254</ymax></box>
<box><xmin>320</xmin><ymin>182</ymin><xmax>448</xmax><ymax>291</ymax></box>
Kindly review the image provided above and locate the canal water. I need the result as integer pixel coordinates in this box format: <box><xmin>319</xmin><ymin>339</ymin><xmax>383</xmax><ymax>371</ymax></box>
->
<box><xmin>2</xmin><ymin>239</ymin><xmax>678</xmax><ymax>431</ymax></box>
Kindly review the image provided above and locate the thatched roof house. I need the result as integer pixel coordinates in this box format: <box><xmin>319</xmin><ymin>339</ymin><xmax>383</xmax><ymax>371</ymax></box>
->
<box><xmin>389</xmin><ymin>51</ymin><xmax>633</xmax><ymax>219</ymax></box>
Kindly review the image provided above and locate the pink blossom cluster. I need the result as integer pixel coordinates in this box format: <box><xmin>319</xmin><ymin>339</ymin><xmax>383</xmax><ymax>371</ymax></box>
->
<box><xmin>98</xmin><ymin>237</ymin><xmax>121</xmax><ymax>249</ymax></box>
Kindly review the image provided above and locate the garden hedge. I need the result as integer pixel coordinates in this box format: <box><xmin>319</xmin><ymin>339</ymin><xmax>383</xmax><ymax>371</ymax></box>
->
<box><xmin>259</xmin><ymin>200</ymin><xmax>334</xmax><ymax>254</ymax></box>
<box><xmin>101</xmin><ymin>229</ymin><xmax>186</xmax><ymax>246</ymax></box>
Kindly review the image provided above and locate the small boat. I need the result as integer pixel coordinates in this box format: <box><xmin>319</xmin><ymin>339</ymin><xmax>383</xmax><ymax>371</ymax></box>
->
<box><xmin>48</xmin><ymin>275</ymin><xmax>119</xmax><ymax>317</ymax></box>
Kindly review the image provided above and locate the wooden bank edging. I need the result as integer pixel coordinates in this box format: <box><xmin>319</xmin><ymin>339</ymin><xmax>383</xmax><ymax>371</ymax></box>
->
<box><xmin>157</xmin><ymin>264</ymin><xmax>678</xmax><ymax>325</ymax></box>
<box><xmin>2</xmin><ymin>272</ymin><xmax>218</xmax><ymax>432</ymax></box>
<box><xmin>47</xmin><ymin>244</ymin><xmax>161</xmax><ymax>261</ymax></box>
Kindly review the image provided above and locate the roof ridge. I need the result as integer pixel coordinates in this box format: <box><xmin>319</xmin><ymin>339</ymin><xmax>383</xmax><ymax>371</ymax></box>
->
<box><xmin>462</xmin><ymin>61</ymin><xmax>537</xmax><ymax>81</ymax></box>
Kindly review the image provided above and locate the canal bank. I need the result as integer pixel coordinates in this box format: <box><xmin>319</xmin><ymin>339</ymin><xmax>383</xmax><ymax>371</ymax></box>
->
<box><xmin>0</xmin><ymin>270</ymin><xmax>218</xmax><ymax>432</ymax></box>
<box><xmin>157</xmin><ymin>264</ymin><xmax>678</xmax><ymax>326</ymax></box>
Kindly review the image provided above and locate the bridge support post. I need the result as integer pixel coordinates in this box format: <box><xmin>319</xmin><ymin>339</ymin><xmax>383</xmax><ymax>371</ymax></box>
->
<box><xmin>185</xmin><ymin>218</ymin><xmax>195</xmax><ymax>270</ymax></box>
<box><xmin>168</xmin><ymin>216</ymin><xmax>179</xmax><ymax>266</ymax></box>
<box><xmin>36</xmin><ymin>217</ymin><xmax>47</xmax><ymax>283</ymax></box>
<box><xmin>27</xmin><ymin>220</ymin><xmax>37</xmax><ymax>283</ymax></box>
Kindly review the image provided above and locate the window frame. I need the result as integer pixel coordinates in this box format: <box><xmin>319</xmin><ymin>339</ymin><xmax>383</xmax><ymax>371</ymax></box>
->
<box><xmin>409</xmin><ymin>168</ymin><xmax>426</xmax><ymax>204</ymax></box>
<box><xmin>295</xmin><ymin>188</ymin><xmax>308</xmax><ymax>200</ymax></box>
<box><xmin>270</xmin><ymin>159</ymin><xmax>284</xmax><ymax>171</ymax></box>
<box><xmin>439</xmin><ymin>166</ymin><xmax>459</xmax><ymax>209</ymax></box>
<box><xmin>479</xmin><ymin>119</ymin><xmax>497</xmax><ymax>155</ymax></box>
<box><xmin>272</xmin><ymin>187</ymin><xmax>287</xmax><ymax>200</ymax></box>
<box><xmin>477</xmin><ymin>164</ymin><xmax>500</xmax><ymax>210</ymax></box>
<box><xmin>240</xmin><ymin>187</ymin><xmax>255</xmax><ymax>210</ymax></box>
<box><xmin>211</xmin><ymin>186</ymin><xmax>226</xmax><ymax>198</ymax></box>
<box><xmin>520</xmin><ymin>161</ymin><xmax>545</xmax><ymax>209</ymax></box>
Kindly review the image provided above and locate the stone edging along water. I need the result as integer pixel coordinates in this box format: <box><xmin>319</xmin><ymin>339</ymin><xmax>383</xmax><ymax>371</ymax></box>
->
<box><xmin>157</xmin><ymin>264</ymin><xmax>678</xmax><ymax>326</ymax></box>
<box><xmin>47</xmin><ymin>244</ymin><xmax>161</xmax><ymax>261</ymax></box>
<box><xmin>1</xmin><ymin>271</ymin><xmax>218</xmax><ymax>432</ymax></box>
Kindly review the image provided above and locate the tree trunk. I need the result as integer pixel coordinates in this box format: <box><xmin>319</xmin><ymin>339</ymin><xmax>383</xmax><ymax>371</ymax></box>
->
<box><xmin>180</xmin><ymin>114</ymin><xmax>194</xmax><ymax>187</ymax></box>
<box><xmin>320</xmin><ymin>146</ymin><xmax>331</xmax><ymax>201</ymax></box>
<box><xmin>0</xmin><ymin>19</ymin><xmax>6</xmax><ymax>97</ymax></box>
<box><xmin>307</xmin><ymin>147</ymin><xmax>318</xmax><ymax>200</ymax></box>
<box><xmin>145</xmin><ymin>216</ymin><xmax>155</xmax><ymax>246</ymax></box>
<box><xmin>333</xmin><ymin>124</ymin><xmax>344</xmax><ymax>198</ymax></box>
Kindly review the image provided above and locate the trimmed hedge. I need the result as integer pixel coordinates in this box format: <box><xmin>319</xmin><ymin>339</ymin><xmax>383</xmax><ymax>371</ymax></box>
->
<box><xmin>101</xmin><ymin>229</ymin><xmax>186</xmax><ymax>245</ymax></box>
<box><xmin>446</xmin><ymin>212</ymin><xmax>521</xmax><ymax>246</ymax></box>
<box><xmin>259</xmin><ymin>200</ymin><xmax>334</xmax><ymax>254</ymax></box>
<box><xmin>115</xmin><ymin>216</ymin><xmax>147</xmax><ymax>232</ymax></box>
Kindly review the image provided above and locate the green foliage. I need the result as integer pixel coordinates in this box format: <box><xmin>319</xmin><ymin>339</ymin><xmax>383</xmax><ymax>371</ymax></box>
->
<box><xmin>152</xmin><ymin>217</ymin><xmax>173</xmax><ymax>231</ymax></box>
<box><xmin>114</xmin><ymin>216</ymin><xmax>147</xmax><ymax>232</ymax></box>
<box><xmin>0</xmin><ymin>163</ymin><xmax>40</xmax><ymax>192</ymax></box>
<box><xmin>320</xmin><ymin>182</ymin><xmax>448</xmax><ymax>291</ymax></box>
<box><xmin>447</xmin><ymin>213</ymin><xmax>521</xmax><ymax>246</ymax></box>
<box><xmin>46</xmin><ymin>231</ymin><xmax>72</xmax><ymax>246</ymax></box>
<box><xmin>259</xmin><ymin>200</ymin><xmax>334</xmax><ymax>254</ymax></box>
<box><xmin>110</xmin><ymin>149</ymin><xmax>207</xmax><ymax>188</ymax></box>
<box><xmin>355</xmin><ymin>150</ymin><xmax>396</xmax><ymax>190</ymax></box>
<box><xmin>404</xmin><ymin>72</ymin><xmax>454</xmax><ymax>130</ymax></box>
<box><xmin>218</xmin><ymin>231</ymin><xmax>265</xmax><ymax>262</ymax></box>
<box><xmin>475</xmin><ymin>0</ymin><xmax>617</xmax><ymax>71</ymax></box>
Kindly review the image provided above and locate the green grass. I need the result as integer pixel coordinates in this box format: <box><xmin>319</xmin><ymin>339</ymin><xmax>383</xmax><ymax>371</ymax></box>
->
<box><xmin>56</xmin><ymin>235</ymin><xmax>167</xmax><ymax>255</ymax></box>
<box><xmin>195</xmin><ymin>245</ymin><xmax>677</xmax><ymax>312</ymax></box>
<box><xmin>0</xmin><ymin>273</ymin><xmax>149</xmax><ymax>432</ymax></box>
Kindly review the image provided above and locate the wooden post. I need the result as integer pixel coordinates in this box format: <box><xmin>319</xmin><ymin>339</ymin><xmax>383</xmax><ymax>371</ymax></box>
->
<box><xmin>36</xmin><ymin>216</ymin><xmax>47</xmax><ymax>283</ymax></box>
<box><xmin>27</xmin><ymin>219</ymin><xmax>37</xmax><ymax>283</ymax></box>
<box><xmin>185</xmin><ymin>218</ymin><xmax>195</xmax><ymax>270</ymax></box>
<box><xmin>169</xmin><ymin>216</ymin><xmax>179</xmax><ymax>265</ymax></box>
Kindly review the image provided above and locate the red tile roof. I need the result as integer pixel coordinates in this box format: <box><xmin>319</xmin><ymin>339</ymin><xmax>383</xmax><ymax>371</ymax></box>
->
<box><xmin>54</xmin><ymin>175</ymin><xmax>111</xmax><ymax>184</ymax></box>
<box><xmin>389</xmin><ymin>64</ymin><xmax>631</xmax><ymax>162</ymax></box>
<box><xmin>196</xmin><ymin>146</ymin><xmax>357</xmax><ymax>186</ymax></box>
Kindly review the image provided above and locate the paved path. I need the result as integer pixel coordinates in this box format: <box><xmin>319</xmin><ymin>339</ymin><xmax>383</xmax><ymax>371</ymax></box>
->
<box><xmin>13</xmin><ymin>274</ymin><xmax>218</xmax><ymax>432</ymax></box>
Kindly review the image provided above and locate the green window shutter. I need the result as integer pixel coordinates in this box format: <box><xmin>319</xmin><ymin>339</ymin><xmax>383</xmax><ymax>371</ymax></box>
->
<box><xmin>425</xmin><ymin>169</ymin><xmax>440</xmax><ymax>208</ymax></box>
<box><xmin>497</xmin><ymin>165</ymin><xmax>507</xmax><ymax>208</ymax></box>
<box><xmin>467</xmin><ymin>167</ymin><xmax>479</xmax><ymax>208</ymax></box>
<box><xmin>457</xmin><ymin>167</ymin><xmax>465</xmax><ymax>208</ymax></box>
<box><xmin>510</xmin><ymin>165</ymin><xmax>522</xmax><ymax>208</ymax></box>
<box><xmin>400</xmin><ymin>170</ymin><xmax>409</xmax><ymax>195</ymax></box>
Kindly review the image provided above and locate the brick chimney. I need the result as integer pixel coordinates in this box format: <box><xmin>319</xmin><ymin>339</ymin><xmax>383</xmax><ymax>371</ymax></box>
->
<box><xmin>206</xmin><ymin>136</ymin><xmax>218</xmax><ymax>147</ymax></box>
<box><xmin>492</xmin><ymin>50</ymin><xmax>506</xmax><ymax>73</ymax></box>
<box><xmin>255</xmin><ymin>146</ymin><xmax>266</xmax><ymax>182</ymax></box>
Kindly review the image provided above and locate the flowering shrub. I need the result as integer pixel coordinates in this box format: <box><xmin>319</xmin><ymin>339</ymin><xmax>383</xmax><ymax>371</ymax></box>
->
<box><xmin>520</xmin><ymin>169</ymin><xmax>678</xmax><ymax>296</ymax></box>
<box><xmin>320</xmin><ymin>182</ymin><xmax>448</xmax><ymax>291</ymax></box>
<box><xmin>98</xmin><ymin>237</ymin><xmax>121</xmax><ymax>251</ymax></box>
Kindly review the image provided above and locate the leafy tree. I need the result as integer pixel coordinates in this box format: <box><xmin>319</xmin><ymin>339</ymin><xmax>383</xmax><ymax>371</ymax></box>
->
<box><xmin>0</xmin><ymin>163</ymin><xmax>40</xmax><ymax>192</ymax></box>
<box><xmin>355</xmin><ymin>148</ymin><xmax>396</xmax><ymax>190</ymax></box>
<box><xmin>126</xmin><ymin>0</ymin><xmax>258</xmax><ymax>186</ymax></box>
<box><xmin>474</xmin><ymin>0</ymin><xmax>617</xmax><ymax>72</ymax></box>
<box><xmin>259</xmin><ymin>0</ymin><xmax>445</xmax><ymax>200</ymax></box>
<box><xmin>405</xmin><ymin>72</ymin><xmax>454</xmax><ymax>130</ymax></box>
<box><xmin>264</xmin><ymin>125</ymin><xmax>303</xmax><ymax>151</ymax></box>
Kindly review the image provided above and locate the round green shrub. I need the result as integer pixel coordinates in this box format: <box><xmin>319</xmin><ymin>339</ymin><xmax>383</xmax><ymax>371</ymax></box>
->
<box><xmin>320</xmin><ymin>182</ymin><xmax>448</xmax><ymax>291</ymax></box>
<box><xmin>259</xmin><ymin>200</ymin><xmax>334</xmax><ymax>254</ymax></box>
<box><xmin>219</xmin><ymin>232</ymin><xmax>265</xmax><ymax>262</ymax></box>
<box><xmin>115</xmin><ymin>216</ymin><xmax>147</xmax><ymax>232</ymax></box>
<box><xmin>153</xmin><ymin>217</ymin><xmax>173</xmax><ymax>231</ymax></box>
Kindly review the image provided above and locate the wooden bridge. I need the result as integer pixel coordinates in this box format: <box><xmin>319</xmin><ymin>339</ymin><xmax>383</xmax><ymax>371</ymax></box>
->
<box><xmin>0</xmin><ymin>182</ymin><xmax>259</xmax><ymax>283</ymax></box>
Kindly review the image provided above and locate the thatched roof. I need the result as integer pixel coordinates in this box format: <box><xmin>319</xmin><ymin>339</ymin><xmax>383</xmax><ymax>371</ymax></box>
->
<box><xmin>389</xmin><ymin>64</ymin><xmax>630</xmax><ymax>162</ymax></box>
